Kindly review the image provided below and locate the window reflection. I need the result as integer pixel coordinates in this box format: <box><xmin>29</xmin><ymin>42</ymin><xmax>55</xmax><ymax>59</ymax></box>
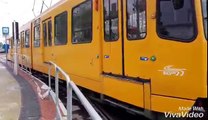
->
<box><xmin>43</xmin><ymin>23</ymin><xmax>47</xmax><ymax>46</ymax></box>
<box><xmin>127</xmin><ymin>0</ymin><xmax>146</xmax><ymax>40</ymax></box>
<box><xmin>55</xmin><ymin>11</ymin><xmax>67</xmax><ymax>45</ymax></box>
<box><xmin>72</xmin><ymin>0</ymin><xmax>92</xmax><ymax>44</ymax></box>
<box><xmin>104</xmin><ymin>0</ymin><xmax>119</xmax><ymax>41</ymax></box>
<box><xmin>48</xmin><ymin>21</ymin><xmax>52</xmax><ymax>46</ymax></box>
<box><xmin>34</xmin><ymin>25</ymin><xmax>40</xmax><ymax>47</ymax></box>
<box><xmin>25</xmin><ymin>30</ymin><xmax>30</xmax><ymax>48</ymax></box>
<box><xmin>157</xmin><ymin>0</ymin><xmax>196</xmax><ymax>42</ymax></box>
<box><xmin>20</xmin><ymin>31</ymin><xmax>25</xmax><ymax>48</ymax></box>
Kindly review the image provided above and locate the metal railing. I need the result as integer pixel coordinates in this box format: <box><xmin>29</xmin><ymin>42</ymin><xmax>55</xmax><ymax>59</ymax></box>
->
<box><xmin>45</xmin><ymin>61</ymin><xmax>102</xmax><ymax>120</ymax></box>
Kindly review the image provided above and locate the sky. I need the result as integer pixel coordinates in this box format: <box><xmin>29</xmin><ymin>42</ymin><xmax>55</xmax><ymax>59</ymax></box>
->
<box><xmin>0</xmin><ymin>0</ymin><xmax>59</xmax><ymax>43</ymax></box>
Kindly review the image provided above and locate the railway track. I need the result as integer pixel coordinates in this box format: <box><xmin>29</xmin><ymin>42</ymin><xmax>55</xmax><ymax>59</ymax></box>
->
<box><xmin>86</xmin><ymin>98</ymin><xmax>114</xmax><ymax>120</ymax></box>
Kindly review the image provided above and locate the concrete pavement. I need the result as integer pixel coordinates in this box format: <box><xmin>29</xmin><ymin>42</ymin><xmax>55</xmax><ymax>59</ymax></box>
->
<box><xmin>0</xmin><ymin>62</ymin><xmax>21</xmax><ymax>120</ymax></box>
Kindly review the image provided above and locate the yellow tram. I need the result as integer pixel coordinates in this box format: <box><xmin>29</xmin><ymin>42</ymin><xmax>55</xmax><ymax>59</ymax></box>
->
<box><xmin>8</xmin><ymin>0</ymin><xmax>207</xmax><ymax>119</ymax></box>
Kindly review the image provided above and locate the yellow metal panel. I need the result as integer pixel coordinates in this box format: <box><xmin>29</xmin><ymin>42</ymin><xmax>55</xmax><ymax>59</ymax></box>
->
<box><xmin>117</xmin><ymin>0</ymin><xmax>207</xmax><ymax>101</ymax></box>
<box><xmin>69</xmin><ymin>74</ymin><xmax>102</xmax><ymax>93</ymax></box>
<box><xmin>21</xmin><ymin>48</ymin><xmax>32</xmax><ymax>68</ymax></box>
<box><xmin>103</xmin><ymin>76</ymin><xmax>144</xmax><ymax>108</ymax></box>
<box><xmin>38</xmin><ymin>0</ymin><xmax>103</xmax><ymax>88</ymax></box>
<box><xmin>144</xmin><ymin>83</ymin><xmax>151</xmax><ymax>110</ymax></box>
<box><xmin>151</xmin><ymin>95</ymin><xmax>195</xmax><ymax>113</ymax></box>
<box><xmin>50</xmin><ymin>0</ymin><xmax>102</xmax><ymax>82</ymax></box>
<box><xmin>151</xmin><ymin>0</ymin><xmax>207</xmax><ymax>100</ymax></box>
<box><xmin>102</xmin><ymin>41</ymin><xmax>123</xmax><ymax>75</ymax></box>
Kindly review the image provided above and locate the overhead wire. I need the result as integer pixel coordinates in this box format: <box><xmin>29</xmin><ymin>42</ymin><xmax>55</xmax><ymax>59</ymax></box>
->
<box><xmin>40</xmin><ymin>0</ymin><xmax>49</xmax><ymax>13</ymax></box>
<box><xmin>33</xmin><ymin>0</ymin><xmax>52</xmax><ymax>15</ymax></box>
<box><xmin>50</xmin><ymin>0</ymin><xmax>53</xmax><ymax>7</ymax></box>
<box><xmin>32</xmin><ymin>0</ymin><xmax>36</xmax><ymax>17</ymax></box>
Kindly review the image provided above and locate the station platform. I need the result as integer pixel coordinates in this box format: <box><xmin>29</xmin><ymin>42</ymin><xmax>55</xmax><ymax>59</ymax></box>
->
<box><xmin>0</xmin><ymin>62</ymin><xmax>22</xmax><ymax>119</ymax></box>
<box><xmin>0</xmin><ymin>56</ymin><xmax>56</xmax><ymax>120</ymax></box>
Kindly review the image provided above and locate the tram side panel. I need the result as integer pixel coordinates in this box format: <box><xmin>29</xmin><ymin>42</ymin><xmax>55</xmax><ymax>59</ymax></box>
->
<box><xmin>32</xmin><ymin>18</ymin><xmax>49</xmax><ymax>74</ymax></box>
<box><xmin>19</xmin><ymin>23</ymin><xmax>33</xmax><ymax>69</ymax></box>
<box><xmin>150</xmin><ymin>0</ymin><xmax>207</xmax><ymax>113</ymax></box>
<box><xmin>50</xmin><ymin>0</ymin><xmax>103</xmax><ymax>93</ymax></box>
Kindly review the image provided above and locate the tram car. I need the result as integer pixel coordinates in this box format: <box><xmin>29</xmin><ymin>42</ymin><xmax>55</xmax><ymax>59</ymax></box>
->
<box><xmin>8</xmin><ymin>0</ymin><xmax>207</xmax><ymax>119</ymax></box>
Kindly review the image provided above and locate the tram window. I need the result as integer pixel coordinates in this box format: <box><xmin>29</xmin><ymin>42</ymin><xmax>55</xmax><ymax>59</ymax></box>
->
<box><xmin>48</xmin><ymin>20</ymin><xmax>52</xmax><ymax>46</ymax></box>
<box><xmin>127</xmin><ymin>0</ymin><xmax>146</xmax><ymax>40</ymax></box>
<box><xmin>55</xmin><ymin>11</ymin><xmax>67</xmax><ymax>45</ymax></box>
<box><xmin>34</xmin><ymin>25</ymin><xmax>40</xmax><ymax>47</ymax></box>
<box><xmin>202</xmin><ymin>0</ymin><xmax>207</xmax><ymax>39</ymax></box>
<box><xmin>43</xmin><ymin>23</ymin><xmax>48</xmax><ymax>46</ymax></box>
<box><xmin>157</xmin><ymin>0</ymin><xmax>197</xmax><ymax>42</ymax></box>
<box><xmin>104</xmin><ymin>0</ymin><xmax>119</xmax><ymax>41</ymax></box>
<box><xmin>20</xmin><ymin>31</ymin><xmax>25</xmax><ymax>48</ymax></box>
<box><xmin>25</xmin><ymin>30</ymin><xmax>30</xmax><ymax>48</ymax></box>
<box><xmin>72</xmin><ymin>0</ymin><xmax>92</xmax><ymax>44</ymax></box>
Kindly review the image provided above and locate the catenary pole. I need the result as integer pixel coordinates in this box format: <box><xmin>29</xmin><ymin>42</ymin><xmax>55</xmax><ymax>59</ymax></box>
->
<box><xmin>13</xmin><ymin>21</ymin><xmax>18</xmax><ymax>75</ymax></box>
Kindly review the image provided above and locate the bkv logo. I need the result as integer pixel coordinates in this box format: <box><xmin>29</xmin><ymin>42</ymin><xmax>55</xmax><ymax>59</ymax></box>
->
<box><xmin>158</xmin><ymin>65</ymin><xmax>186</xmax><ymax>76</ymax></box>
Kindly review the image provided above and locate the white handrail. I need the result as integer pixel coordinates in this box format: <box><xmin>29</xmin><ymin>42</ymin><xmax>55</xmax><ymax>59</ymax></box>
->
<box><xmin>45</xmin><ymin>61</ymin><xmax>102</xmax><ymax>120</ymax></box>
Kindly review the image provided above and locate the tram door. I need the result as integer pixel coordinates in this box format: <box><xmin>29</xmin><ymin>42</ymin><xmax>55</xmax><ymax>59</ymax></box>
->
<box><xmin>102</xmin><ymin>0</ymin><xmax>147</xmax><ymax>78</ymax></box>
<box><xmin>102</xmin><ymin>0</ymin><xmax>123</xmax><ymax>75</ymax></box>
<box><xmin>123</xmin><ymin>0</ymin><xmax>148</xmax><ymax>79</ymax></box>
<box><xmin>42</xmin><ymin>19</ymin><xmax>53</xmax><ymax>62</ymax></box>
